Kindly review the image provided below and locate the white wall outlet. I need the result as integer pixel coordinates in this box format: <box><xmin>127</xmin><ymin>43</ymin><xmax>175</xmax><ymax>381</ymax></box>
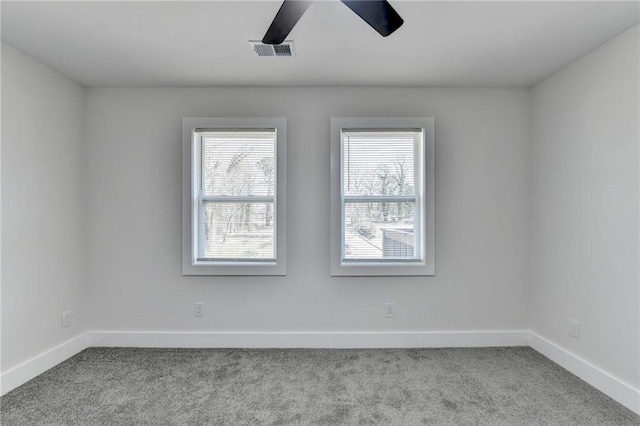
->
<box><xmin>194</xmin><ymin>302</ymin><xmax>204</xmax><ymax>317</ymax></box>
<box><xmin>569</xmin><ymin>319</ymin><xmax>580</xmax><ymax>339</ymax></box>
<box><xmin>61</xmin><ymin>311</ymin><xmax>71</xmax><ymax>328</ymax></box>
<box><xmin>385</xmin><ymin>303</ymin><xmax>395</xmax><ymax>318</ymax></box>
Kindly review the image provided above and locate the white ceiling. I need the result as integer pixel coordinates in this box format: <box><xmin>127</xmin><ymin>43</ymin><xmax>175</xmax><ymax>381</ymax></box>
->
<box><xmin>1</xmin><ymin>1</ymin><xmax>638</xmax><ymax>88</ymax></box>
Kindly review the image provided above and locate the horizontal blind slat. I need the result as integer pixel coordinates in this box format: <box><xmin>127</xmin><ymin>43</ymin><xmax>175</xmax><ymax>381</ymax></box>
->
<box><xmin>341</xmin><ymin>130</ymin><xmax>420</xmax><ymax>261</ymax></box>
<box><xmin>195</xmin><ymin>128</ymin><xmax>277</xmax><ymax>261</ymax></box>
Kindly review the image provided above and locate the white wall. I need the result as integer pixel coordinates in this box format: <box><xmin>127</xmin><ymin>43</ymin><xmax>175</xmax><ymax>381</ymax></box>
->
<box><xmin>530</xmin><ymin>25</ymin><xmax>639</xmax><ymax>390</ymax></box>
<box><xmin>1</xmin><ymin>43</ymin><xmax>88</xmax><ymax>371</ymax></box>
<box><xmin>86</xmin><ymin>87</ymin><xmax>530</xmax><ymax>334</ymax></box>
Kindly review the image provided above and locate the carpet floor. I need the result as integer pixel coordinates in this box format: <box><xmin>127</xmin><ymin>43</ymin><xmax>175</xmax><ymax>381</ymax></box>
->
<box><xmin>1</xmin><ymin>347</ymin><xmax>638</xmax><ymax>425</ymax></box>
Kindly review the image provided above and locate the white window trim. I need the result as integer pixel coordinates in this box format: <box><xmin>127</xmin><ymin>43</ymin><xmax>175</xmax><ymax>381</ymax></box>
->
<box><xmin>330</xmin><ymin>117</ymin><xmax>435</xmax><ymax>276</ymax></box>
<box><xmin>182</xmin><ymin>118</ymin><xmax>287</xmax><ymax>276</ymax></box>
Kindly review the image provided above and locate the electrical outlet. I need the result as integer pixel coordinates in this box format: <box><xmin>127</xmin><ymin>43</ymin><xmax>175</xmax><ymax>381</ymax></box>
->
<box><xmin>385</xmin><ymin>303</ymin><xmax>395</xmax><ymax>318</ymax></box>
<box><xmin>61</xmin><ymin>311</ymin><xmax>71</xmax><ymax>328</ymax></box>
<box><xmin>194</xmin><ymin>303</ymin><xmax>204</xmax><ymax>317</ymax></box>
<box><xmin>569</xmin><ymin>319</ymin><xmax>580</xmax><ymax>339</ymax></box>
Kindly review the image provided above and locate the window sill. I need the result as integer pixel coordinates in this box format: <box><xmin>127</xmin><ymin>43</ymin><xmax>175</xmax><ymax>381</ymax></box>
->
<box><xmin>182</xmin><ymin>261</ymin><xmax>286</xmax><ymax>276</ymax></box>
<box><xmin>331</xmin><ymin>262</ymin><xmax>435</xmax><ymax>277</ymax></box>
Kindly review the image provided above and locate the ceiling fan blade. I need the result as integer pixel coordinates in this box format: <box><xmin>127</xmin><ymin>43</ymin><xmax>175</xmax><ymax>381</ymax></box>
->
<box><xmin>262</xmin><ymin>0</ymin><xmax>313</xmax><ymax>45</ymax></box>
<box><xmin>340</xmin><ymin>0</ymin><xmax>404</xmax><ymax>37</ymax></box>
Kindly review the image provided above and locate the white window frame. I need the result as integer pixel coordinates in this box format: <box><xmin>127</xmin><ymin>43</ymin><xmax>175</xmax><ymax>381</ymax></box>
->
<box><xmin>182</xmin><ymin>118</ymin><xmax>287</xmax><ymax>276</ymax></box>
<box><xmin>330</xmin><ymin>117</ymin><xmax>435</xmax><ymax>276</ymax></box>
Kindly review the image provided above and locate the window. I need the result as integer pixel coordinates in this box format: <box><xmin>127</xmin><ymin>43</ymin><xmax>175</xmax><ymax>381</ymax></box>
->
<box><xmin>330</xmin><ymin>118</ymin><xmax>435</xmax><ymax>276</ymax></box>
<box><xmin>182</xmin><ymin>118</ymin><xmax>286</xmax><ymax>275</ymax></box>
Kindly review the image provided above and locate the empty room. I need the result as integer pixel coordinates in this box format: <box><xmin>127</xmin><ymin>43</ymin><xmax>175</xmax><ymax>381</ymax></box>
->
<box><xmin>1</xmin><ymin>0</ymin><xmax>639</xmax><ymax>424</ymax></box>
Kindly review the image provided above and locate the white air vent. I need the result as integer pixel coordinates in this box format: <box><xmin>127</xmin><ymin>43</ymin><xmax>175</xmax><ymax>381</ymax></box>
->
<box><xmin>249</xmin><ymin>41</ymin><xmax>296</xmax><ymax>57</ymax></box>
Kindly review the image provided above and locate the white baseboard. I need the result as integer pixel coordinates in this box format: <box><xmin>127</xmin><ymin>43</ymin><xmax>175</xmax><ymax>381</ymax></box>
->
<box><xmin>90</xmin><ymin>329</ymin><xmax>529</xmax><ymax>349</ymax></box>
<box><xmin>530</xmin><ymin>332</ymin><xmax>640</xmax><ymax>415</ymax></box>
<box><xmin>0</xmin><ymin>329</ymin><xmax>527</xmax><ymax>396</ymax></box>
<box><xmin>1</xmin><ymin>332</ymin><xmax>90</xmax><ymax>396</ymax></box>
<box><xmin>5</xmin><ymin>329</ymin><xmax>637</xmax><ymax>418</ymax></box>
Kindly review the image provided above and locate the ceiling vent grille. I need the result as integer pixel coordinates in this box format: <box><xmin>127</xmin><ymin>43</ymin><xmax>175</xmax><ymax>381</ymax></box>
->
<box><xmin>249</xmin><ymin>41</ymin><xmax>296</xmax><ymax>57</ymax></box>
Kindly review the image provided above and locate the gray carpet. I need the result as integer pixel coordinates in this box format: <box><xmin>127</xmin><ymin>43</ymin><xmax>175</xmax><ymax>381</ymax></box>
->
<box><xmin>1</xmin><ymin>347</ymin><xmax>638</xmax><ymax>425</ymax></box>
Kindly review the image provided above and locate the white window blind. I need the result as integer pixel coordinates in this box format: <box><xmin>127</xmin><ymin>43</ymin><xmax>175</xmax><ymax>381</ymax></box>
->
<box><xmin>194</xmin><ymin>129</ymin><xmax>277</xmax><ymax>262</ymax></box>
<box><xmin>330</xmin><ymin>117</ymin><xmax>434</xmax><ymax>276</ymax></box>
<box><xmin>341</xmin><ymin>129</ymin><xmax>424</xmax><ymax>262</ymax></box>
